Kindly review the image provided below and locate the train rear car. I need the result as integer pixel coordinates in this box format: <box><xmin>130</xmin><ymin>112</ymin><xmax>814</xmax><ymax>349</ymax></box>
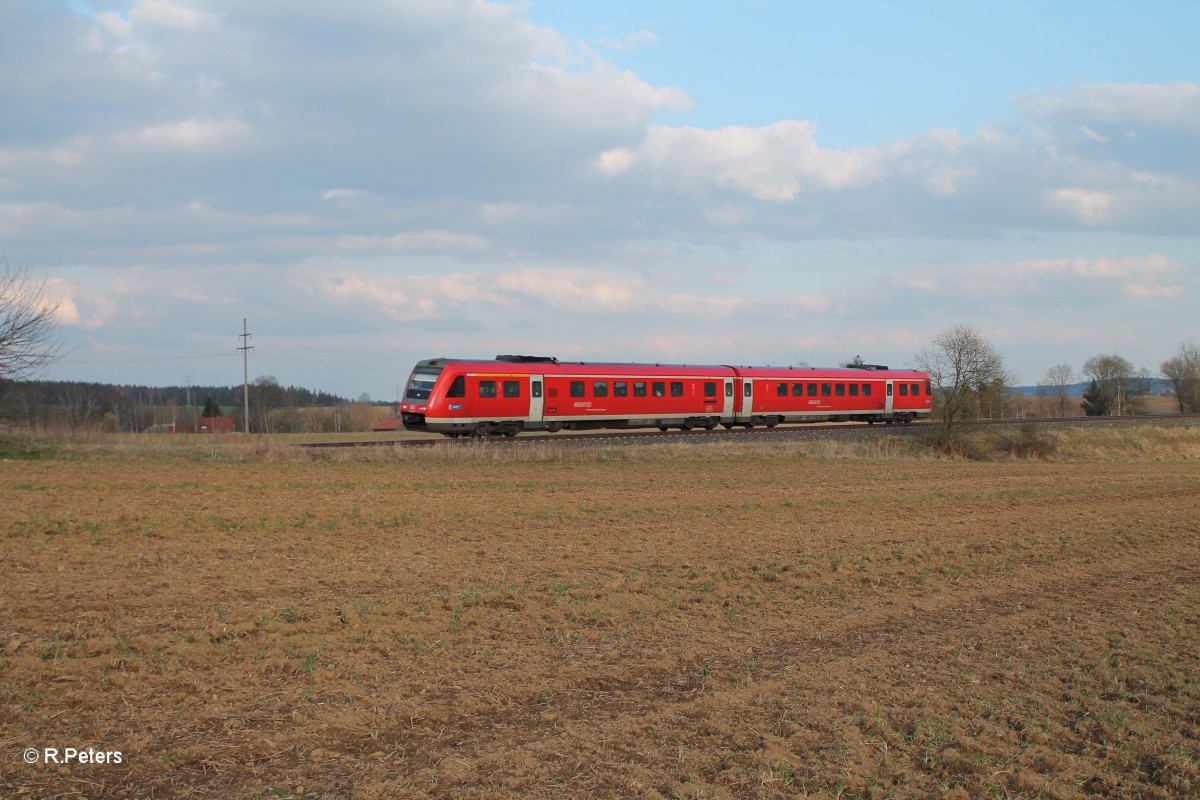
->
<box><xmin>737</xmin><ymin>364</ymin><xmax>932</xmax><ymax>425</ymax></box>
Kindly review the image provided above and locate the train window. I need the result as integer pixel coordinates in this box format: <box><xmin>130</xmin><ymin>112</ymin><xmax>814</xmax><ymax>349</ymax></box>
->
<box><xmin>503</xmin><ymin>380</ymin><xmax>521</xmax><ymax>398</ymax></box>
<box><xmin>912</xmin><ymin>382</ymin><xmax>922</xmax><ymax>395</ymax></box>
<box><xmin>704</xmin><ymin>382</ymin><xmax>717</xmax><ymax>398</ymax></box>
<box><xmin>821</xmin><ymin>383</ymin><xmax>831</xmax><ymax>397</ymax></box>
<box><xmin>447</xmin><ymin>376</ymin><xmax>465</xmax><ymax>398</ymax></box>
<box><xmin>614</xmin><ymin>381</ymin><xmax>628</xmax><ymax>397</ymax></box>
<box><xmin>405</xmin><ymin>370</ymin><xmax>440</xmax><ymax>401</ymax></box>
<box><xmin>652</xmin><ymin>381</ymin><xmax>666</xmax><ymax>397</ymax></box>
<box><xmin>744</xmin><ymin>382</ymin><xmax>752</xmax><ymax>397</ymax></box>
<box><xmin>726</xmin><ymin>382</ymin><xmax>734</xmax><ymax>397</ymax></box>
<box><xmin>835</xmin><ymin>383</ymin><xmax>845</xmax><ymax>397</ymax></box>
<box><xmin>671</xmin><ymin>381</ymin><xmax>684</xmax><ymax>397</ymax></box>
<box><xmin>849</xmin><ymin>384</ymin><xmax>859</xmax><ymax>397</ymax></box>
<box><xmin>569</xmin><ymin>381</ymin><xmax>585</xmax><ymax>398</ymax></box>
<box><xmin>863</xmin><ymin>384</ymin><xmax>872</xmax><ymax>396</ymax></box>
<box><xmin>899</xmin><ymin>384</ymin><xmax>908</xmax><ymax>396</ymax></box>
<box><xmin>792</xmin><ymin>383</ymin><xmax>803</xmax><ymax>397</ymax></box>
<box><xmin>593</xmin><ymin>381</ymin><xmax>608</xmax><ymax>397</ymax></box>
<box><xmin>479</xmin><ymin>380</ymin><xmax>497</xmax><ymax>398</ymax></box>
<box><xmin>531</xmin><ymin>381</ymin><xmax>542</xmax><ymax>398</ymax></box>
<box><xmin>777</xmin><ymin>383</ymin><xmax>788</xmax><ymax>396</ymax></box>
<box><xmin>807</xmin><ymin>383</ymin><xmax>817</xmax><ymax>397</ymax></box>
<box><xmin>886</xmin><ymin>383</ymin><xmax>893</xmax><ymax>396</ymax></box>
<box><xmin>633</xmin><ymin>381</ymin><xmax>647</xmax><ymax>397</ymax></box>
<box><xmin>926</xmin><ymin>381</ymin><xmax>933</xmax><ymax>396</ymax></box>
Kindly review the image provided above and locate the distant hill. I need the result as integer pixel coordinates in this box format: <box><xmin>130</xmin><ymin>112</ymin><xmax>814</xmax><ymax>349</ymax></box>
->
<box><xmin>1011</xmin><ymin>379</ymin><xmax>1174</xmax><ymax>398</ymax></box>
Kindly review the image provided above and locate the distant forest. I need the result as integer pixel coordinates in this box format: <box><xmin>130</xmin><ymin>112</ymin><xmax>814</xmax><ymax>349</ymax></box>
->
<box><xmin>0</xmin><ymin>379</ymin><xmax>387</xmax><ymax>434</ymax></box>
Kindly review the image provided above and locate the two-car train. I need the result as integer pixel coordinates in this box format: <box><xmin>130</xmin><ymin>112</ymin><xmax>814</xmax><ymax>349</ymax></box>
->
<box><xmin>400</xmin><ymin>355</ymin><xmax>933</xmax><ymax>437</ymax></box>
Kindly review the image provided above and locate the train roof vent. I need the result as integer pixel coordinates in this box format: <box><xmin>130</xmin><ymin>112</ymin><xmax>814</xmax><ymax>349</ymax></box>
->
<box><xmin>495</xmin><ymin>354</ymin><xmax>559</xmax><ymax>363</ymax></box>
<box><xmin>845</xmin><ymin>363</ymin><xmax>890</xmax><ymax>371</ymax></box>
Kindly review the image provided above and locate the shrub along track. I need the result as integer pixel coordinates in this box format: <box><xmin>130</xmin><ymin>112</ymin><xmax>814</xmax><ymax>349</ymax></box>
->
<box><xmin>0</xmin><ymin>446</ymin><xmax>1197</xmax><ymax>798</ymax></box>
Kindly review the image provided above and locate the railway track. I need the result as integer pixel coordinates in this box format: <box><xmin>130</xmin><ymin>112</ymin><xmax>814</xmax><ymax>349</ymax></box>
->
<box><xmin>297</xmin><ymin>413</ymin><xmax>1200</xmax><ymax>450</ymax></box>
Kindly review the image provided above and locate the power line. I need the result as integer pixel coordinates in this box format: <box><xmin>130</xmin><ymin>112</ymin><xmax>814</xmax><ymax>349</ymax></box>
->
<box><xmin>54</xmin><ymin>353</ymin><xmax>232</xmax><ymax>366</ymax></box>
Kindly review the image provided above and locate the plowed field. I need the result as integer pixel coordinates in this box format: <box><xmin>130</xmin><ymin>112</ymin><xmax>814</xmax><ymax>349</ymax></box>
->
<box><xmin>2</xmin><ymin>442</ymin><xmax>1198</xmax><ymax>798</ymax></box>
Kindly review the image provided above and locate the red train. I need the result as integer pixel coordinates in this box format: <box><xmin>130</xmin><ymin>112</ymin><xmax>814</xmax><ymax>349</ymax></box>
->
<box><xmin>400</xmin><ymin>355</ymin><xmax>933</xmax><ymax>437</ymax></box>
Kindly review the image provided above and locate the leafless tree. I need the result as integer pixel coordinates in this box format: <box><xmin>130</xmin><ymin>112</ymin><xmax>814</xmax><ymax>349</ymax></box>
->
<box><xmin>1039</xmin><ymin>362</ymin><xmax>1076</xmax><ymax>417</ymax></box>
<box><xmin>1082</xmin><ymin>354</ymin><xmax>1147</xmax><ymax>416</ymax></box>
<box><xmin>60</xmin><ymin>384</ymin><xmax>101</xmax><ymax>434</ymax></box>
<box><xmin>1</xmin><ymin>261</ymin><xmax>65</xmax><ymax>381</ymax></box>
<box><xmin>912</xmin><ymin>325</ymin><xmax>1012</xmax><ymax>447</ymax></box>
<box><xmin>1161</xmin><ymin>341</ymin><xmax>1200</xmax><ymax>414</ymax></box>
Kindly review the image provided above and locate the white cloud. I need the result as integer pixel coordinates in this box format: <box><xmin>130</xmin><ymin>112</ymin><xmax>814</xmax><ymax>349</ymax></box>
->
<box><xmin>1047</xmin><ymin>188</ymin><xmax>1113</xmax><ymax>225</ymax></box>
<box><xmin>123</xmin><ymin>117</ymin><xmax>254</xmax><ymax>152</ymax></box>
<box><xmin>130</xmin><ymin>0</ymin><xmax>218</xmax><ymax>32</ymax></box>
<box><xmin>888</xmin><ymin>254</ymin><xmax>1183</xmax><ymax>308</ymax></box>
<box><xmin>598</xmin><ymin>121</ymin><xmax>883</xmax><ymax>200</ymax></box>
<box><xmin>599</xmin><ymin>29</ymin><xmax>660</xmax><ymax>53</ymax></box>
<box><xmin>336</xmin><ymin>231</ymin><xmax>489</xmax><ymax>254</ymax></box>
<box><xmin>1019</xmin><ymin>81</ymin><xmax>1200</xmax><ymax>132</ymax></box>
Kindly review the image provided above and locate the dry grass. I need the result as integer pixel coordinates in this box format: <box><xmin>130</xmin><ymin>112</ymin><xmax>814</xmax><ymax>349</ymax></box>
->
<box><xmin>5</xmin><ymin>422</ymin><xmax>1200</xmax><ymax>467</ymax></box>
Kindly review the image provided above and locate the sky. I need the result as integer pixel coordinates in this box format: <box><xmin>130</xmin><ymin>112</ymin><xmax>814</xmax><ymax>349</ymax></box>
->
<box><xmin>3</xmin><ymin>0</ymin><xmax>1198</xmax><ymax>399</ymax></box>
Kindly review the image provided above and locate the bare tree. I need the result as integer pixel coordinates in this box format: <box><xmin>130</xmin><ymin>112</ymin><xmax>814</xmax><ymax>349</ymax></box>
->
<box><xmin>60</xmin><ymin>384</ymin><xmax>101</xmax><ymax>434</ymax></box>
<box><xmin>1161</xmin><ymin>341</ymin><xmax>1200</xmax><ymax>414</ymax></box>
<box><xmin>246</xmin><ymin>375</ymin><xmax>285</xmax><ymax>433</ymax></box>
<box><xmin>1</xmin><ymin>261</ymin><xmax>65</xmax><ymax>381</ymax></box>
<box><xmin>912</xmin><ymin>325</ymin><xmax>1011</xmax><ymax>447</ymax></box>
<box><xmin>1082</xmin><ymin>354</ymin><xmax>1146</xmax><ymax>416</ymax></box>
<box><xmin>1039</xmin><ymin>363</ymin><xmax>1076</xmax><ymax>417</ymax></box>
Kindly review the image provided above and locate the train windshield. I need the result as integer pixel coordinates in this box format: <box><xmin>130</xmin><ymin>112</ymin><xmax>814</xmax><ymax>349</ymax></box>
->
<box><xmin>404</xmin><ymin>368</ymin><xmax>441</xmax><ymax>401</ymax></box>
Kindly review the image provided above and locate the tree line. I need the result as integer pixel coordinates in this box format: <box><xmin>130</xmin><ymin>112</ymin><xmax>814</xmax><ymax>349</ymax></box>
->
<box><xmin>912</xmin><ymin>327</ymin><xmax>1198</xmax><ymax>449</ymax></box>
<box><xmin>1038</xmin><ymin>343</ymin><xmax>1200</xmax><ymax>417</ymax></box>
<box><xmin>0</xmin><ymin>377</ymin><xmax>380</xmax><ymax>434</ymax></box>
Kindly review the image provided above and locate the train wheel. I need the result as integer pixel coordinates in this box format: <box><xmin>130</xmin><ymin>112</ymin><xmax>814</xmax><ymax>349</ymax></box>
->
<box><xmin>722</xmin><ymin>423</ymin><xmax>734</xmax><ymax>430</ymax></box>
<box><xmin>705</xmin><ymin>420</ymin><xmax>717</xmax><ymax>430</ymax></box>
<box><xmin>681</xmin><ymin>422</ymin><xmax>694</xmax><ymax>431</ymax></box>
<box><xmin>659</xmin><ymin>426</ymin><xmax>669</xmax><ymax>432</ymax></box>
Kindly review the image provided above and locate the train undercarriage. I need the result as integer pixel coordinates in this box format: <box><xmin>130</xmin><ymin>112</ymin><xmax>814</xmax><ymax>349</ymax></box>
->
<box><xmin>403</xmin><ymin>412</ymin><xmax>922</xmax><ymax>438</ymax></box>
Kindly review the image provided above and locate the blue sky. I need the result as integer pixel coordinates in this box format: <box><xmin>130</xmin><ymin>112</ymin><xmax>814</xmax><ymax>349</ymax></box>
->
<box><xmin>3</xmin><ymin>1</ymin><xmax>1198</xmax><ymax>398</ymax></box>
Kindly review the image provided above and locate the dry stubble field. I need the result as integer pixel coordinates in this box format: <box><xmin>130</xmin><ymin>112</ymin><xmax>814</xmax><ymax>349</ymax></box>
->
<box><xmin>1</xmin><ymin>431</ymin><xmax>1198</xmax><ymax>799</ymax></box>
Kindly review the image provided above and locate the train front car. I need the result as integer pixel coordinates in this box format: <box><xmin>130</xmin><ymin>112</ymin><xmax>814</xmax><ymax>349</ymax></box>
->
<box><xmin>400</xmin><ymin>356</ymin><xmax>546</xmax><ymax>437</ymax></box>
<box><xmin>399</xmin><ymin>358</ymin><xmax>449</xmax><ymax>434</ymax></box>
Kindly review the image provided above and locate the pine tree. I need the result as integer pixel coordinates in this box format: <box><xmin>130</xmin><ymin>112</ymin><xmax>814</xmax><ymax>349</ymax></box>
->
<box><xmin>202</xmin><ymin>396</ymin><xmax>222</xmax><ymax>417</ymax></box>
<box><xmin>1081</xmin><ymin>380</ymin><xmax>1109</xmax><ymax>417</ymax></box>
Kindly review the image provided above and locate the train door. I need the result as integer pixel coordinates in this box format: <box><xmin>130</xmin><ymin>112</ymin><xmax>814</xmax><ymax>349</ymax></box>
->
<box><xmin>884</xmin><ymin>380</ymin><xmax>894</xmax><ymax>415</ymax></box>
<box><xmin>742</xmin><ymin>379</ymin><xmax>753</xmax><ymax>420</ymax></box>
<box><xmin>723</xmin><ymin>378</ymin><xmax>735</xmax><ymax>420</ymax></box>
<box><xmin>529</xmin><ymin>374</ymin><xmax>545</xmax><ymax>427</ymax></box>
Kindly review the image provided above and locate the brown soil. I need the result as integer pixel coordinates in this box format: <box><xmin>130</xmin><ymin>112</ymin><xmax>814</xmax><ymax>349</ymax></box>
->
<box><xmin>1</xmin><ymin>447</ymin><xmax>1197</xmax><ymax>798</ymax></box>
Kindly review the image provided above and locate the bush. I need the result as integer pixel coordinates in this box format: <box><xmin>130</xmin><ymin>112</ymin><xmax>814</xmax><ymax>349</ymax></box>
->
<box><xmin>997</xmin><ymin>425</ymin><xmax>1058</xmax><ymax>460</ymax></box>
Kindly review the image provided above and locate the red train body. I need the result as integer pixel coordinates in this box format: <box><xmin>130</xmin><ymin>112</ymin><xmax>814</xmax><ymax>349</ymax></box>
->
<box><xmin>401</xmin><ymin>355</ymin><xmax>933</xmax><ymax>437</ymax></box>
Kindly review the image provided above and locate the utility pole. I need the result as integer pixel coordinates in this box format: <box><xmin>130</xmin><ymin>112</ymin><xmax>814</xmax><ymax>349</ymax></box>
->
<box><xmin>238</xmin><ymin>319</ymin><xmax>254</xmax><ymax>434</ymax></box>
